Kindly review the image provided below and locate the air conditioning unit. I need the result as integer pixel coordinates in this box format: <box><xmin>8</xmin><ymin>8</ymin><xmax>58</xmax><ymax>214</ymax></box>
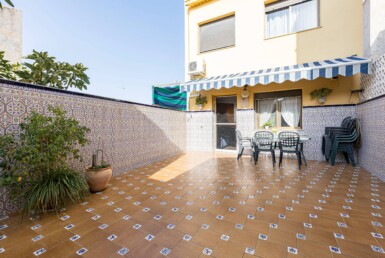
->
<box><xmin>188</xmin><ymin>59</ymin><xmax>205</xmax><ymax>76</ymax></box>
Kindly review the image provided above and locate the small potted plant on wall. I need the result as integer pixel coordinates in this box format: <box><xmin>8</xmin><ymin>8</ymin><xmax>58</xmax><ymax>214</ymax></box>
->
<box><xmin>195</xmin><ymin>94</ymin><xmax>207</xmax><ymax>110</ymax></box>
<box><xmin>263</xmin><ymin>121</ymin><xmax>272</xmax><ymax>129</ymax></box>
<box><xmin>85</xmin><ymin>149</ymin><xmax>112</xmax><ymax>192</ymax></box>
<box><xmin>310</xmin><ymin>88</ymin><xmax>332</xmax><ymax>104</ymax></box>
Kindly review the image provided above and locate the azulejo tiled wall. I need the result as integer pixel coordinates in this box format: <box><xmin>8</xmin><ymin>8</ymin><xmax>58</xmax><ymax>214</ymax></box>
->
<box><xmin>236</xmin><ymin>109</ymin><xmax>255</xmax><ymax>137</ymax></box>
<box><xmin>186</xmin><ymin>111</ymin><xmax>214</xmax><ymax>152</ymax></box>
<box><xmin>361</xmin><ymin>54</ymin><xmax>385</xmax><ymax>101</ymax></box>
<box><xmin>358</xmin><ymin>97</ymin><xmax>385</xmax><ymax>181</ymax></box>
<box><xmin>0</xmin><ymin>81</ymin><xmax>186</xmax><ymax>215</ymax></box>
<box><xmin>359</xmin><ymin>53</ymin><xmax>385</xmax><ymax>180</ymax></box>
<box><xmin>302</xmin><ymin>105</ymin><xmax>358</xmax><ymax>161</ymax></box>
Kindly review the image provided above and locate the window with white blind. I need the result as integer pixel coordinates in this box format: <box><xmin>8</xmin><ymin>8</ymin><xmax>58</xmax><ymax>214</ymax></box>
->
<box><xmin>255</xmin><ymin>90</ymin><xmax>302</xmax><ymax>129</ymax></box>
<box><xmin>199</xmin><ymin>15</ymin><xmax>235</xmax><ymax>53</ymax></box>
<box><xmin>266</xmin><ymin>0</ymin><xmax>319</xmax><ymax>38</ymax></box>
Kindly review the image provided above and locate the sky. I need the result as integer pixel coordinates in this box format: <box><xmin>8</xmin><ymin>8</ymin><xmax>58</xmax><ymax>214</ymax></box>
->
<box><xmin>14</xmin><ymin>0</ymin><xmax>185</xmax><ymax>104</ymax></box>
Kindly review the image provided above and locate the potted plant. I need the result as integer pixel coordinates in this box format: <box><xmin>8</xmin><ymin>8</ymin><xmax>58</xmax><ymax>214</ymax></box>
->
<box><xmin>263</xmin><ymin>121</ymin><xmax>272</xmax><ymax>129</ymax></box>
<box><xmin>0</xmin><ymin>106</ymin><xmax>90</xmax><ymax>219</ymax></box>
<box><xmin>85</xmin><ymin>149</ymin><xmax>112</xmax><ymax>192</ymax></box>
<box><xmin>310</xmin><ymin>88</ymin><xmax>332</xmax><ymax>104</ymax></box>
<box><xmin>195</xmin><ymin>94</ymin><xmax>207</xmax><ymax>110</ymax></box>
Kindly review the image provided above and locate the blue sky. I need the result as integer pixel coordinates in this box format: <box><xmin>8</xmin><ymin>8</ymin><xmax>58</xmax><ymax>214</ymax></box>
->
<box><xmin>15</xmin><ymin>0</ymin><xmax>185</xmax><ymax>104</ymax></box>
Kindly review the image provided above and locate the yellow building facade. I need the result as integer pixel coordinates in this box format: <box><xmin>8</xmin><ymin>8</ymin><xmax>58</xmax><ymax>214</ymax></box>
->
<box><xmin>184</xmin><ymin>0</ymin><xmax>363</xmax><ymax>111</ymax></box>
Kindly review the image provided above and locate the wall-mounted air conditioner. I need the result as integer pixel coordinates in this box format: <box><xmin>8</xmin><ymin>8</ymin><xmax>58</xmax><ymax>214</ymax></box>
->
<box><xmin>188</xmin><ymin>59</ymin><xmax>205</xmax><ymax>76</ymax></box>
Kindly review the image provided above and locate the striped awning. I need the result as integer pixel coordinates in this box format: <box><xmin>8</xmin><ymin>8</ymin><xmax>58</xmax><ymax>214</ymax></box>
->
<box><xmin>180</xmin><ymin>56</ymin><xmax>371</xmax><ymax>93</ymax></box>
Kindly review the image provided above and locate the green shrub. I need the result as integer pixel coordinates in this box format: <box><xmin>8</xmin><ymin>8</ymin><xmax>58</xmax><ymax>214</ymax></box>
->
<box><xmin>27</xmin><ymin>168</ymin><xmax>89</xmax><ymax>215</ymax></box>
<box><xmin>0</xmin><ymin>106</ymin><xmax>91</xmax><ymax>218</ymax></box>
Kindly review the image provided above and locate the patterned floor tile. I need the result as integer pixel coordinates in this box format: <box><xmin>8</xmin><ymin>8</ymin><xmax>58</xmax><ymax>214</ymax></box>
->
<box><xmin>0</xmin><ymin>153</ymin><xmax>384</xmax><ymax>257</ymax></box>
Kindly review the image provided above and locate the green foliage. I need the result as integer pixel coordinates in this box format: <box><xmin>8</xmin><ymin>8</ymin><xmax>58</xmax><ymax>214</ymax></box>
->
<box><xmin>0</xmin><ymin>106</ymin><xmax>91</xmax><ymax>217</ymax></box>
<box><xmin>195</xmin><ymin>94</ymin><xmax>207</xmax><ymax>105</ymax></box>
<box><xmin>0</xmin><ymin>51</ymin><xmax>16</xmax><ymax>80</ymax></box>
<box><xmin>263</xmin><ymin>121</ymin><xmax>272</xmax><ymax>127</ymax></box>
<box><xmin>27</xmin><ymin>168</ymin><xmax>89</xmax><ymax>215</ymax></box>
<box><xmin>14</xmin><ymin>50</ymin><xmax>90</xmax><ymax>91</ymax></box>
<box><xmin>0</xmin><ymin>0</ymin><xmax>14</xmax><ymax>9</ymax></box>
<box><xmin>89</xmin><ymin>161</ymin><xmax>110</xmax><ymax>170</ymax></box>
<box><xmin>310</xmin><ymin>88</ymin><xmax>333</xmax><ymax>99</ymax></box>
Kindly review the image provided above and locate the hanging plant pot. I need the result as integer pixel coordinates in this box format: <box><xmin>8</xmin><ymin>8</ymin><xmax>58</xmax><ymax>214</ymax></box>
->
<box><xmin>310</xmin><ymin>88</ymin><xmax>332</xmax><ymax>105</ymax></box>
<box><xmin>318</xmin><ymin>97</ymin><xmax>326</xmax><ymax>104</ymax></box>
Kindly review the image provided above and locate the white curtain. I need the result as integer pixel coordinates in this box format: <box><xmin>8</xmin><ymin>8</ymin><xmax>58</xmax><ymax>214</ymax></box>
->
<box><xmin>290</xmin><ymin>0</ymin><xmax>318</xmax><ymax>33</ymax></box>
<box><xmin>281</xmin><ymin>97</ymin><xmax>301</xmax><ymax>127</ymax></box>
<box><xmin>259</xmin><ymin>99</ymin><xmax>276</xmax><ymax>127</ymax></box>
<box><xmin>266</xmin><ymin>9</ymin><xmax>289</xmax><ymax>38</ymax></box>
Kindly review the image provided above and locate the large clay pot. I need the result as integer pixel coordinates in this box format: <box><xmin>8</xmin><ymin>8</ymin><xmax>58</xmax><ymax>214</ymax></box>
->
<box><xmin>85</xmin><ymin>166</ymin><xmax>112</xmax><ymax>192</ymax></box>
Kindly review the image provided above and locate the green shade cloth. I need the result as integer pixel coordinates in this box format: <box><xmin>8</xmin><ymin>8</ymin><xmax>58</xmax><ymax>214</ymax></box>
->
<box><xmin>152</xmin><ymin>85</ymin><xmax>187</xmax><ymax>111</ymax></box>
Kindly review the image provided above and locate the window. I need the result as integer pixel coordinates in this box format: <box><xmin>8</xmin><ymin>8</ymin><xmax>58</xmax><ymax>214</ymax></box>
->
<box><xmin>265</xmin><ymin>0</ymin><xmax>319</xmax><ymax>38</ymax></box>
<box><xmin>255</xmin><ymin>90</ymin><xmax>302</xmax><ymax>128</ymax></box>
<box><xmin>199</xmin><ymin>15</ymin><xmax>235</xmax><ymax>53</ymax></box>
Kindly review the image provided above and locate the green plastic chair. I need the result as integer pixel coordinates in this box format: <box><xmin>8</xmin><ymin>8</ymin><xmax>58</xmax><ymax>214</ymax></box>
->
<box><xmin>253</xmin><ymin>131</ymin><xmax>275</xmax><ymax>166</ymax></box>
<box><xmin>329</xmin><ymin>128</ymin><xmax>358</xmax><ymax>166</ymax></box>
<box><xmin>278</xmin><ymin>131</ymin><xmax>302</xmax><ymax>170</ymax></box>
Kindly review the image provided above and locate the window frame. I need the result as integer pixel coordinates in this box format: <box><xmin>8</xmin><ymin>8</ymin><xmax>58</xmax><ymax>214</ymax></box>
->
<box><xmin>198</xmin><ymin>13</ymin><xmax>236</xmax><ymax>54</ymax></box>
<box><xmin>264</xmin><ymin>0</ymin><xmax>320</xmax><ymax>39</ymax></box>
<box><xmin>254</xmin><ymin>90</ymin><xmax>303</xmax><ymax>129</ymax></box>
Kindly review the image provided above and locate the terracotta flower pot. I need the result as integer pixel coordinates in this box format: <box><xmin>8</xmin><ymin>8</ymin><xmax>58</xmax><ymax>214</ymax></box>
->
<box><xmin>85</xmin><ymin>166</ymin><xmax>112</xmax><ymax>192</ymax></box>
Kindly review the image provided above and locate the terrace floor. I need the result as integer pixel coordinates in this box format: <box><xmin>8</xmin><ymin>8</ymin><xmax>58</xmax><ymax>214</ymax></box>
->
<box><xmin>1</xmin><ymin>152</ymin><xmax>385</xmax><ymax>258</ymax></box>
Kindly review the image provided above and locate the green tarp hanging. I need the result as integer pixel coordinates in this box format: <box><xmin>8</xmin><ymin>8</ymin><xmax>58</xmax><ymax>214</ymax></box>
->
<box><xmin>152</xmin><ymin>85</ymin><xmax>187</xmax><ymax>111</ymax></box>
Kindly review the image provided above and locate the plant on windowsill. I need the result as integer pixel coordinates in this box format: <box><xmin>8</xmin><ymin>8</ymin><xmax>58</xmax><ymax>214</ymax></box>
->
<box><xmin>85</xmin><ymin>148</ymin><xmax>112</xmax><ymax>193</ymax></box>
<box><xmin>310</xmin><ymin>88</ymin><xmax>332</xmax><ymax>104</ymax></box>
<box><xmin>263</xmin><ymin>121</ymin><xmax>272</xmax><ymax>130</ymax></box>
<box><xmin>0</xmin><ymin>106</ymin><xmax>90</xmax><ymax>220</ymax></box>
<box><xmin>195</xmin><ymin>94</ymin><xmax>207</xmax><ymax>110</ymax></box>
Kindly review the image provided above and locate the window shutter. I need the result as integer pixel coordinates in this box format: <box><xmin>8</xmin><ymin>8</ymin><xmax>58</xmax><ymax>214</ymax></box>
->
<box><xmin>199</xmin><ymin>15</ymin><xmax>235</xmax><ymax>53</ymax></box>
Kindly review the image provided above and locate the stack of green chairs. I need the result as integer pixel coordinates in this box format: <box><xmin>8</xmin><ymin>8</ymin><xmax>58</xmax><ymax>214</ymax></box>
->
<box><xmin>329</xmin><ymin>118</ymin><xmax>359</xmax><ymax>166</ymax></box>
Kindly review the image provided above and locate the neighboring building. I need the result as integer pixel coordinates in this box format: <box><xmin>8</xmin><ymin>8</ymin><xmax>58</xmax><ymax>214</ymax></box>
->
<box><xmin>0</xmin><ymin>7</ymin><xmax>22</xmax><ymax>63</ymax></box>
<box><xmin>182</xmin><ymin>0</ymin><xmax>369</xmax><ymax>159</ymax></box>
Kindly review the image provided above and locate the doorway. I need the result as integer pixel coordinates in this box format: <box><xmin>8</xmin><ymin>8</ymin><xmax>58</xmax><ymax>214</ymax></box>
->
<box><xmin>215</xmin><ymin>96</ymin><xmax>237</xmax><ymax>151</ymax></box>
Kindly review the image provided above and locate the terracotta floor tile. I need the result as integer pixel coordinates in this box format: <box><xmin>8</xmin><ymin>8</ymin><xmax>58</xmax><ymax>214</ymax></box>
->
<box><xmin>230</xmin><ymin>228</ymin><xmax>259</xmax><ymax>247</ymax></box>
<box><xmin>337</xmin><ymin>239</ymin><xmax>379</xmax><ymax>258</ymax></box>
<box><xmin>191</xmin><ymin>229</ymin><xmax>221</xmax><ymax>249</ymax></box>
<box><xmin>212</xmin><ymin>240</ymin><xmax>247</xmax><ymax>257</ymax></box>
<box><xmin>125</xmin><ymin>240</ymin><xmax>164</xmax><ymax>258</ymax></box>
<box><xmin>83</xmin><ymin>238</ymin><xmax>122</xmax><ymax>258</ymax></box>
<box><xmin>297</xmin><ymin>240</ymin><xmax>333</xmax><ymax>258</ymax></box>
<box><xmin>1</xmin><ymin>153</ymin><xmax>383</xmax><ymax>257</ymax></box>
<box><xmin>340</xmin><ymin>227</ymin><xmax>379</xmax><ymax>246</ymax></box>
<box><xmin>278</xmin><ymin>218</ymin><xmax>305</xmax><ymax>234</ymax></box>
<box><xmin>255</xmin><ymin>240</ymin><xmax>286</xmax><ymax>258</ymax></box>
<box><xmin>170</xmin><ymin>240</ymin><xmax>203</xmax><ymax>258</ymax></box>
<box><xmin>305</xmin><ymin>228</ymin><xmax>338</xmax><ymax>246</ymax></box>
<box><xmin>176</xmin><ymin>220</ymin><xmax>201</xmax><ymax>235</ymax></box>
<box><xmin>154</xmin><ymin>228</ymin><xmax>184</xmax><ymax>248</ymax></box>
<box><xmin>268</xmin><ymin>228</ymin><xmax>297</xmax><ymax>247</ymax></box>
<box><xmin>42</xmin><ymin>240</ymin><xmax>81</xmax><ymax>258</ymax></box>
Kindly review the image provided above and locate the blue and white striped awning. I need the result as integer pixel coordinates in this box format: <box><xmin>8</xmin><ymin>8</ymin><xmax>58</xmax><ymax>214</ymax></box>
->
<box><xmin>180</xmin><ymin>56</ymin><xmax>371</xmax><ymax>93</ymax></box>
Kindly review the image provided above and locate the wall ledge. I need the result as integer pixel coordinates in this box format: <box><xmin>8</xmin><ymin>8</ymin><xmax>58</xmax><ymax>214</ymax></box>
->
<box><xmin>0</xmin><ymin>78</ymin><xmax>184</xmax><ymax>112</ymax></box>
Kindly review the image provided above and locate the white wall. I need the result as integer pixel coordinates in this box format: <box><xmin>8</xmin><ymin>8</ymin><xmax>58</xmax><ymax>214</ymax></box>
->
<box><xmin>0</xmin><ymin>7</ymin><xmax>22</xmax><ymax>63</ymax></box>
<box><xmin>363</xmin><ymin>0</ymin><xmax>385</xmax><ymax>60</ymax></box>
